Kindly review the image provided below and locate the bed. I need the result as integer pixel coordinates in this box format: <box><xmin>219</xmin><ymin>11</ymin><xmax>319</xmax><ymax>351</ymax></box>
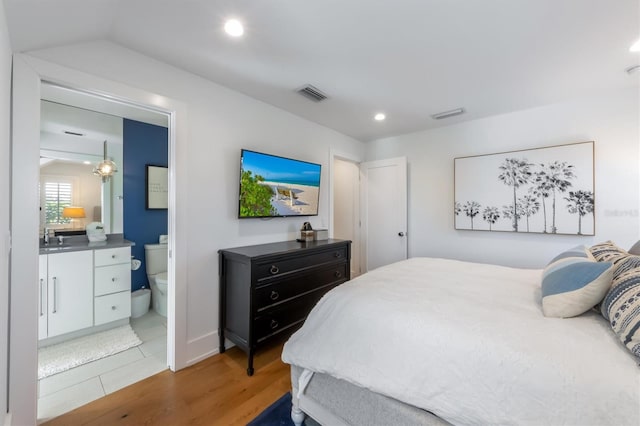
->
<box><xmin>281</xmin><ymin>256</ymin><xmax>640</xmax><ymax>426</ymax></box>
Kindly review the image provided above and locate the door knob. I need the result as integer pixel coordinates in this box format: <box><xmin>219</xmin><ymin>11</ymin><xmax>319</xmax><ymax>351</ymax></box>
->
<box><xmin>398</xmin><ymin>232</ymin><xmax>405</xmax><ymax>237</ymax></box>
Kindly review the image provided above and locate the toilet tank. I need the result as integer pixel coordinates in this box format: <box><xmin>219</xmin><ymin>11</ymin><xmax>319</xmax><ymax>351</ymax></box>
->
<box><xmin>144</xmin><ymin>243</ymin><xmax>168</xmax><ymax>275</ymax></box>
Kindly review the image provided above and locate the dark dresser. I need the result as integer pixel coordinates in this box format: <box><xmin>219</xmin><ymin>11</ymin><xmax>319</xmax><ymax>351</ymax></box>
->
<box><xmin>218</xmin><ymin>239</ymin><xmax>351</xmax><ymax>375</ymax></box>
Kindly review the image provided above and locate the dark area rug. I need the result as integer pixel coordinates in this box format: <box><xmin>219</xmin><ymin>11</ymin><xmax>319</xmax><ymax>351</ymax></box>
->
<box><xmin>247</xmin><ymin>392</ymin><xmax>319</xmax><ymax>426</ymax></box>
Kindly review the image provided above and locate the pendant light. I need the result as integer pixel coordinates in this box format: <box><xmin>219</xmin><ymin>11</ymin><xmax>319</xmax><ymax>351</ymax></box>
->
<box><xmin>93</xmin><ymin>140</ymin><xmax>118</xmax><ymax>182</ymax></box>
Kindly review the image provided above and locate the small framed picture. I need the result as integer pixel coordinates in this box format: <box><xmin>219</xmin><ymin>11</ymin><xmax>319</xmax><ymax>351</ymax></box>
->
<box><xmin>146</xmin><ymin>165</ymin><xmax>168</xmax><ymax>210</ymax></box>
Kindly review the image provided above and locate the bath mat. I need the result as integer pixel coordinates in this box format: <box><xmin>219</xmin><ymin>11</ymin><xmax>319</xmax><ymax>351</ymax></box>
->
<box><xmin>38</xmin><ymin>324</ymin><xmax>142</xmax><ymax>379</ymax></box>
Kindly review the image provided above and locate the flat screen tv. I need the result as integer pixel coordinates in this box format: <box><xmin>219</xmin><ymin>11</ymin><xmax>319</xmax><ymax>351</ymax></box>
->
<box><xmin>238</xmin><ymin>149</ymin><xmax>321</xmax><ymax>218</ymax></box>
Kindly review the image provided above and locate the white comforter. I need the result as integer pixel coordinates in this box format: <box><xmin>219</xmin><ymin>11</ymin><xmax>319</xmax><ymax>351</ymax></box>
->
<box><xmin>282</xmin><ymin>258</ymin><xmax>640</xmax><ymax>426</ymax></box>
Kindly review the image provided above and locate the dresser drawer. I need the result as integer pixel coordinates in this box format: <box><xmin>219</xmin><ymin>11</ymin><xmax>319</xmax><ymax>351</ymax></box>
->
<box><xmin>95</xmin><ymin>264</ymin><xmax>131</xmax><ymax>296</ymax></box>
<box><xmin>254</xmin><ymin>286</ymin><xmax>335</xmax><ymax>342</ymax></box>
<box><xmin>95</xmin><ymin>247</ymin><xmax>131</xmax><ymax>267</ymax></box>
<box><xmin>255</xmin><ymin>246</ymin><xmax>348</xmax><ymax>281</ymax></box>
<box><xmin>255</xmin><ymin>263</ymin><xmax>348</xmax><ymax>311</ymax></box>
<box><xmin>95</xmin><ymin>291</ymin><xmax>131</xmax><ymax>325</ymax></box>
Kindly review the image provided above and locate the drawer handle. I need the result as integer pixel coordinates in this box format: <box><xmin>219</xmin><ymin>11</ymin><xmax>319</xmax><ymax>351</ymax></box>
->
<box><xmin>334</xmin><ymin>271</ymin><xmax>342</xmax><ymax>278</ymax></box>
<box><xmin>111</xmin><ymin>255</ymin><xmax>116</xmax><ymax>259</ymax></box>
<box><xmin>270</xmin><ymin>290</ymin><xmax>280</xmax><ymax>301</ymax></box>
<box><xmin>39</xmin><ymin>278</ymin><xmax>44</xmax><ymax>317</ymax></box>
<box><xmin>52</xmin><ymin>277</ymin><xmax>58</xmax><ymax>314</ymax></box>
<box><xmin>111</xmin><ymin>306</ymin><xmax>117</xmax><ymax>310</ymax></box>
<box><xmin>269</xmin><ymin>265</ymin><xmax>279</xmax><ymax>275</ymax></box>
<box><xmin>334</xmin><ymin>252</ymin><xmax>342</xmax><ymax>258</ymax></box>
<box><xmin>270</xmin><ymin>319</ymin><xmax>279</xmax><ymax>330</ymax></box>
<box><xmin>112</xmin><ymin>277</ymin><xmax>118</xmax><ymax>282</ymax></box>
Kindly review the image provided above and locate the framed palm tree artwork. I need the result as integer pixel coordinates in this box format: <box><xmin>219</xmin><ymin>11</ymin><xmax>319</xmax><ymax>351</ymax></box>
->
<box><xmin>454</xmin><ymin>141</ymin><xmax>594</xmax><ymax>235</ymax></box>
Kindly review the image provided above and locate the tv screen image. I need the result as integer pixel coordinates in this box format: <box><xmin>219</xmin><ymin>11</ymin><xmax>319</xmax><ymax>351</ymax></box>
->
<box><xmin>239</xmin><ymin>149</ymin><xmax>321</xmax><ymax>218</ymax></box>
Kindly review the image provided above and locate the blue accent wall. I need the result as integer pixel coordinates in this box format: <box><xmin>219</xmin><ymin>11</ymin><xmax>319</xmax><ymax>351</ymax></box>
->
<box><xmin>123</xmin><ymin>119</ymin><xmax>168</xmax><ymax>291</ymax></box>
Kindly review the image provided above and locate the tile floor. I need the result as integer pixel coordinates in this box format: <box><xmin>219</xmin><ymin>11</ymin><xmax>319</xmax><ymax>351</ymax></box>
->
<box><xmin>37</xmin><ymin>311</ymin><xmax>168</xmax><ymax>424</ymax></box>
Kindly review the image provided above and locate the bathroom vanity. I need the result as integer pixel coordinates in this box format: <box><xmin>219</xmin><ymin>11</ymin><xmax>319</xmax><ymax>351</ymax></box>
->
<box><xmin>38</xmin><ymin>235</ymin><xmax>134</xmax><ymax>344</ymax></box>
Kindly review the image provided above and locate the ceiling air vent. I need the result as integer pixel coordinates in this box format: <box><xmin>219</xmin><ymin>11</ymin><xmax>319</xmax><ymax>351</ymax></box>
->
<box><xmin>297</xmin><ymin>85</ymin><xmax>328</xmax><ymax>102</ymax></box>
<box><xmin>431</xmin><ymin>108</ymin><xmax>465</xmax><ymax>120</ymax></box>
<box><xmin>626</xmin><ymin>64</ymin><xmax>640</xmax><ymax>75</ymax></box>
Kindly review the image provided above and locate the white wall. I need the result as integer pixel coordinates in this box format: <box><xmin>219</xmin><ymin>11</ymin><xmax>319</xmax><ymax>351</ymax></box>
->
<box><xmin>366</xmin><ymin>88</ymin><xmax>639</xmax><ymax>269</ymax></box>
<box><xmin>0</xmin><ymin>0</ymin><xmax>11</xmax><ymax>422</ymax></box>
<box><xmin>26</xmin><ymin>41</ymin><xmax>365</xmax><ymax>362</ymax></box>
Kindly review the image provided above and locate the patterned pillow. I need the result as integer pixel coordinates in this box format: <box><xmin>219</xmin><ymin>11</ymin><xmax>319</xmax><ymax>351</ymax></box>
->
<box><xmin>600</xmin><ymin>266</ymin><xmax>640</xmax><ymax>357</ymax></box>
<box><xmin>606</xmin><ymin>253</ymin><xmax>640</xmax><ymax>281</ymax></box>
<box><xmin>541</xmin><ymin>246</ymin><xmax>614</xmax><ymax>318</ymax></box>
<box><xmin>589</xmin><ymin>240</ymin><xmax>627</xmax><ymax>262</ymax></box>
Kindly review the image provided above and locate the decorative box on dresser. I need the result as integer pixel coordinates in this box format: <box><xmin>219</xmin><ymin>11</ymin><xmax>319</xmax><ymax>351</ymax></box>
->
<box><xmin>219</xmin><ymin>239</ymin><xmax>351</xmax><ymax>375</ymax></box>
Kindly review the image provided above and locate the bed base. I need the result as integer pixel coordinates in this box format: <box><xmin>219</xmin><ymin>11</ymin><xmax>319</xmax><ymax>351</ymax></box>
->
<box><xmin>290</xmin><ymin>366</ymin><xmax>450</xmax><ymax>426</ymax></box>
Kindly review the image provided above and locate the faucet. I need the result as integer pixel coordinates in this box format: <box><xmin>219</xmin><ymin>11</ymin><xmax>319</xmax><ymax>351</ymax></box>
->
<box><xmin>43</xmin><ymin>228</ymin><xmax>51</xmax><ymax>245</ymax></box>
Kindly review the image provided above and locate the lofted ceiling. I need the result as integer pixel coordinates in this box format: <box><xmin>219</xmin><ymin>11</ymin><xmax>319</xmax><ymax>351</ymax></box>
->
<box><xmin>4</xmin><ymin>0</ymin><xmax>640</xmax><ymax>142</ymax></box>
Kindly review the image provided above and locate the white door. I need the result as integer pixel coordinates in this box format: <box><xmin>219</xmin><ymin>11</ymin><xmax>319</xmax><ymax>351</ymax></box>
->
<box><xmin>361</xmin><ymin>157</ymin><xmax>407</xmax><ymax>271</ymax></box>
<box><xmin>47</xmin><ymin>251</ymin><xmax>94</xmax><ymax>337</ymax></box>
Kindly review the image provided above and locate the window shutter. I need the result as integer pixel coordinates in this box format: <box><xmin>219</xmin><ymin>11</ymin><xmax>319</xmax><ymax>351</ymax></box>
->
<box><xmin>44</xmin><ymin>181</ymin><xmax>73</xmax><ymax>224</ymax></box>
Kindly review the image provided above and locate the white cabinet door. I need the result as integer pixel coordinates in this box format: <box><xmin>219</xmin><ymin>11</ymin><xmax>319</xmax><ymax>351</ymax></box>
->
<box><xmin>38</xmin><ymin>255</ymin><xmax>48</xmax><ymax>340</ymax></box>
<box><xmin>94</xmin><ymin>247</ymin><xmax>131</xmax><ymax>267</ymax></box>
<box><xmin>94</xmin><ymin>291</ymin><xmax>131</xmax><ymax>325</ymax></box>
<box><xmin>47</xmin><ymin>251</ymin><xmax>94</xmax><ymax>338</ymax></box>
<box><xmin>94</xmin><ymin>264</ymin><xmax>131</xmax><ymax>296</ymax></box>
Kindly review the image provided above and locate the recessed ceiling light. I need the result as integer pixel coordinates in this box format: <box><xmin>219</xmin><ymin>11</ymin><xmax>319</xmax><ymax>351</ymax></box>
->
<box><xmin>83</xmin><ymin>161</ymin><xmax>91</xmax><ymax>165</ymax></box>
<box><xmin>224</xmin><ymin>19</ymin><xmax>244</xmax><ymax>37</ymax></box>
<box><xmin>630</xmin><ymin>39</ymin><xmax>640</xmax><ymax>52</ymax></box>
<box><xmin>374</xmin><ymin>113</ymin><xmax>386</xmax><ymax>121</ymax></box>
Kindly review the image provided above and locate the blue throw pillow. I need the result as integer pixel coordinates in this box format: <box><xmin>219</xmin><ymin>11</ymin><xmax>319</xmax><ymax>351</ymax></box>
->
<box><xmin>541</xmin><ymin>246</ymin><xmax>613</xmax><ymax>318</ymax></box>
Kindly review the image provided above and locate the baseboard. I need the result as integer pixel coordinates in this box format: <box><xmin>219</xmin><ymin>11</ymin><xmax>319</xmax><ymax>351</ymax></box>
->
<box><xmin>186</xmin><ymin>330</ymin><xmax>217</xmax><ymax>366</ymax></box>
<box><xmin>38</xmin><ymin>318</ymin><xmax>129</xmax><ymax>348</ymax></box>
<box><xmin>185</xmin><ymin>330</ymin><xmax>235</xmax><ymax>367</ymax></box>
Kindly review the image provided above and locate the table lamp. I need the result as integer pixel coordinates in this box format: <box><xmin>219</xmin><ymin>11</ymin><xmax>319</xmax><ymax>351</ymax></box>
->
<box><xmin>62</xmin><ymin>206</ymin><xmax>86</xmax><ymax>229</ymax></box>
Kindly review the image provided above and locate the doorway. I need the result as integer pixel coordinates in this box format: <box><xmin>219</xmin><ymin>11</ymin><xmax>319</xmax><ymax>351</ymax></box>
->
<box><xmin>37</xmin><ymin>84</ymin><xmax>171</xmax><ymax>421</ymax></box>
<box><xmin>332</xmin><ymin>156</ymin><xmax>362</xmax><ymax>278</ymax></box>
<box><xmin>10</xmin><ymin>54</ymin><xmax>188</xmax><ymax>425</ymax></box>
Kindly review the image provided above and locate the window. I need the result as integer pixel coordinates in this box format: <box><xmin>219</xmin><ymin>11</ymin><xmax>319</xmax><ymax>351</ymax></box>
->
<box><xmin>40</xmin><ymin>177</ymin><xmax>74</xmax><ymax>225</ymax></box>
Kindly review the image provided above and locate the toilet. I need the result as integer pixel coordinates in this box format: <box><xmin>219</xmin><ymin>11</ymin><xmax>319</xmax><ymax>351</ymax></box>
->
<box><xmin>144</xmin><ymin>242</ymin><xmax>168</xmax><ymax>317</ymax></box>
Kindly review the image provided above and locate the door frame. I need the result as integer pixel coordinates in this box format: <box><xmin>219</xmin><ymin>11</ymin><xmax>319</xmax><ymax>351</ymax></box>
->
<box><xmin>329</xmin><ymin>149</ymin><xmax>363</xmax><ymax>276</ymax></box>
<box><xmin>10</xmin><ymin>53</ymin><xmax>189</xmax><ymax>425</ymax></box>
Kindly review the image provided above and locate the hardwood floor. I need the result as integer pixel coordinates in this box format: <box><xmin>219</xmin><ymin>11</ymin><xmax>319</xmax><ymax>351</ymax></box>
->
<box><xmin>43</xmin><ymin>336</ymin><xmax>292</xmax><ymax>426</ymax></box>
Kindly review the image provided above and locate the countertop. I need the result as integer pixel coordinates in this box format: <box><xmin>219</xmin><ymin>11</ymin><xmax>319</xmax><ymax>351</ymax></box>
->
<box><xmin>39</xmin><ymin>233</ymin><xmax>134</xmax><ymax>254</ymax></box>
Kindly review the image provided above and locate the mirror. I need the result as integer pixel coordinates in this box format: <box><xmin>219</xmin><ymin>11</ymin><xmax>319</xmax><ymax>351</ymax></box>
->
<box><xmin>40</xmin><ymin>99</ymin><xmax>124</xmax><ymax>234</ymax></box>
<box><xmin>39</xmin><ymin>82</ymin><xmax>169</xmax><ymax>238</ymax></box>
